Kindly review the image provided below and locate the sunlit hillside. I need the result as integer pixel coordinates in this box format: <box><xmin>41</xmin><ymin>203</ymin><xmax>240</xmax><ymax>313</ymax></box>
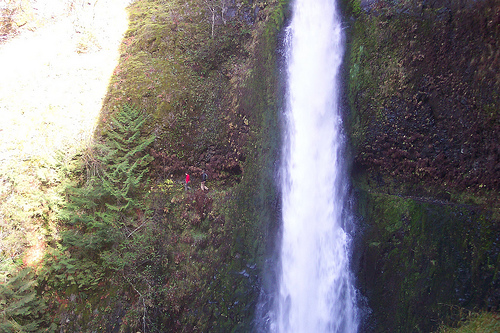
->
<box><xmin>0</xmin><ymin>0</ymin><xmax>287</xmax><ymax>330</ymax></box>
<box><xmin>0</xmin><ymin>0</ymin><xmax>131</xmax><ymax>278</ymax></box>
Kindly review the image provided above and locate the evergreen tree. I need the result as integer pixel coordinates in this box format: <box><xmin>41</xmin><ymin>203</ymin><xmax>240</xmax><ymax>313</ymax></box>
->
<box><xmin>60</xmin><ymin>104</ymin><xmax>155</xmax><ymax>230</ymax></box>
<box><xmin>99</xmin><ymin>103</ymin><xmax>155</xmax><ymax>213</ymax></box>
<box><xmin>0</xmin><ymin>268</ymin><xmax>51</xmax><ymax>333</ymax></box>
<box><xmin>47</xmin><ymin>104</ymin><xmax>156</xmax><ymax>331</ymax></box>
<box><xmin>58</xmin><ymin>103</ymin><xmax>155</xmax><ymax>261</ymax></box>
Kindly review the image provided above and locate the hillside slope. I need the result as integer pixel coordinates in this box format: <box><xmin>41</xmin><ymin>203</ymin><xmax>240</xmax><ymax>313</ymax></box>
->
<box><xmin>1</xmin><ymin>0</ymin><xmax>287</xmax><ymax>331</ymax></box>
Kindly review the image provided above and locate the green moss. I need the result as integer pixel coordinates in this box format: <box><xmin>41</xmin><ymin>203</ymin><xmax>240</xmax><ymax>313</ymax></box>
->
<box><xmin>356</xmin><ymin>188</ymin><xmax>499</xmax><ymax>332</ymax></box>
<box><xmin>204</xmin><ymin>2</ymin><xmax>289</xmax><ymax>330</ymax></box>
<box><xmin>347</xmin><ymin>10</ymin><xmax>500</xmax><ymax>332</ymax></box>
<box><xmin>340</xmin><ymin>0</ymin><xmax>363</xmax><ymax>17</ymax></box>
<box><xmin>347</xmin><ymin>9</ymin><xmax>421</xmax><ymax>147</ymax></box>
<box><xmin>439</xmin><ymin>311</ymin><xmax>500</xmax><ymax>333</ymax></box>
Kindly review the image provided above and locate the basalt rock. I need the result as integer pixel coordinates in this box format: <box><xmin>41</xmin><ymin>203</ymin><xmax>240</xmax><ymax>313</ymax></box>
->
<box><xmin>346</xmin><ymin>0</ymin><xmax>500</xmax><ymax>331</ymax></box>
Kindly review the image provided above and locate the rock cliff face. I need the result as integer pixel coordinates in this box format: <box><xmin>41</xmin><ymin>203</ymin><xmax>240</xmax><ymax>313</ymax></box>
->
<box><xmin>344</xmin><ymin>0</ymin><xmax>499</xmax><ymax>331</ymax></box>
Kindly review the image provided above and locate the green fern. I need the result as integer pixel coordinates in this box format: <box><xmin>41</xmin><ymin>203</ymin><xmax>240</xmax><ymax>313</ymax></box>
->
<box><xmin>61</xmin><ymin>103</ymin><xmax>154</xmax><ymax>227</ymax></box>
<box><xmin>0</xmin><ymin>268</ymin><xmax>49</xmax><ymax>333</ymax></box>
<box><xmin>54</xmin><ymin>103</ymin><xmax>155</xmax><ymax>287</ymax></box>
<box><xmin>99</xmin><ymin>103</ymin><xmax>155</xmax><ymax>213</ymax></box>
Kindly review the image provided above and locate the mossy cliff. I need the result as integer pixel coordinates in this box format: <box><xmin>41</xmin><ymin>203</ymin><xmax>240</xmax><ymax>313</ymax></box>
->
<box><xmin>63</xmin><ymin>0</ymin><xmax>288</xmax><ymax>331</ymax></box>
<box><xmin>343</xmin><ymin>0</ymin><xmax>499</xmax><ymax>331</ymax></box>
<box><xmin>0</xmin><ymin>0</ymin><xmax>288</xmax><ymax>332</ymax></box>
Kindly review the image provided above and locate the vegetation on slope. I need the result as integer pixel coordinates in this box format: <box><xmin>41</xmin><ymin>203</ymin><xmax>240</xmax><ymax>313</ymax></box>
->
<box><xmin>439</xmin><ymin>311</ymin><xmax>500</xmax><ymax>333</ymax></box>
<box><xmin>1</xmin><ymin>0</ymin><xmax>288</xmax><ymax>331</ymax></box>
<box><xmin>0</xmin><ymin>0</ymin><xmax>130</xmax><ymax>281</ymax></box>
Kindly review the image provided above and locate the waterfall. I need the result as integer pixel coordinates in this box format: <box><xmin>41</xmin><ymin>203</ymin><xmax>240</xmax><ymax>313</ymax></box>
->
<box><xmin>272</xmin><ymin>0</ymin><xmax>358</xmax><ymax>331</ymax></box>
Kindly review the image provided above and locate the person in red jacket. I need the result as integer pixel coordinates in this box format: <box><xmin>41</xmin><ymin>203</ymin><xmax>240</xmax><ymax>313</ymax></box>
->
<box><xmin>185</xmin><ymin>173</ymin><xmax>190</xmax><ymax>191</ymax></box>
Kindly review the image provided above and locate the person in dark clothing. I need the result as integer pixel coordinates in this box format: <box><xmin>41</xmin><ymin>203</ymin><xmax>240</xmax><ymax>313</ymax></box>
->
<box><xmin>201</xmin><ymin>170</ymin><xmax>208</xmax><ymax>191</ymax></box>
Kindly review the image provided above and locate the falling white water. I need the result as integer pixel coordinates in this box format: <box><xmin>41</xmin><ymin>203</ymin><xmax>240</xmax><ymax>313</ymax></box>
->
<box><xmin>273</xmin><ymin>0</ymin><xmax>358</xmax><ymax>332</ymax></box>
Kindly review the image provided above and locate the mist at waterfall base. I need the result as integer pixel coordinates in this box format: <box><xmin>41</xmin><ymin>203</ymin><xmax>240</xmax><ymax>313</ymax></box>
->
<box><xmin>256</xmin><ymin>0</ymin><xmax>359</xmax><ymax>332</ymax></box>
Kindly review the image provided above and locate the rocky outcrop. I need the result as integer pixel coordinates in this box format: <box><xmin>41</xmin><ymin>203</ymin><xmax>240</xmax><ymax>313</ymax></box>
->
<box><xmin>345</xmin><ymin>0</ymin><xmax>499</xmax><ymax>330</ymax></box>
<box><xmin>348</xmin><ymin>0</ymin><xmax>499</xmax><ymax>202</ymax></box>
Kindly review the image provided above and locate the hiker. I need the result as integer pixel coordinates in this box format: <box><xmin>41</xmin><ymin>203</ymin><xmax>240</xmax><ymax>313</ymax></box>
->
<box><xmin>185</xmin><ymin>173</ymin><xmax>190</xmax><ymax>191</ymax></box>
<box><xmin>201</xmin><ymin>170</ymin><xmax>208</xmax><ymax>191</ymax></box>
